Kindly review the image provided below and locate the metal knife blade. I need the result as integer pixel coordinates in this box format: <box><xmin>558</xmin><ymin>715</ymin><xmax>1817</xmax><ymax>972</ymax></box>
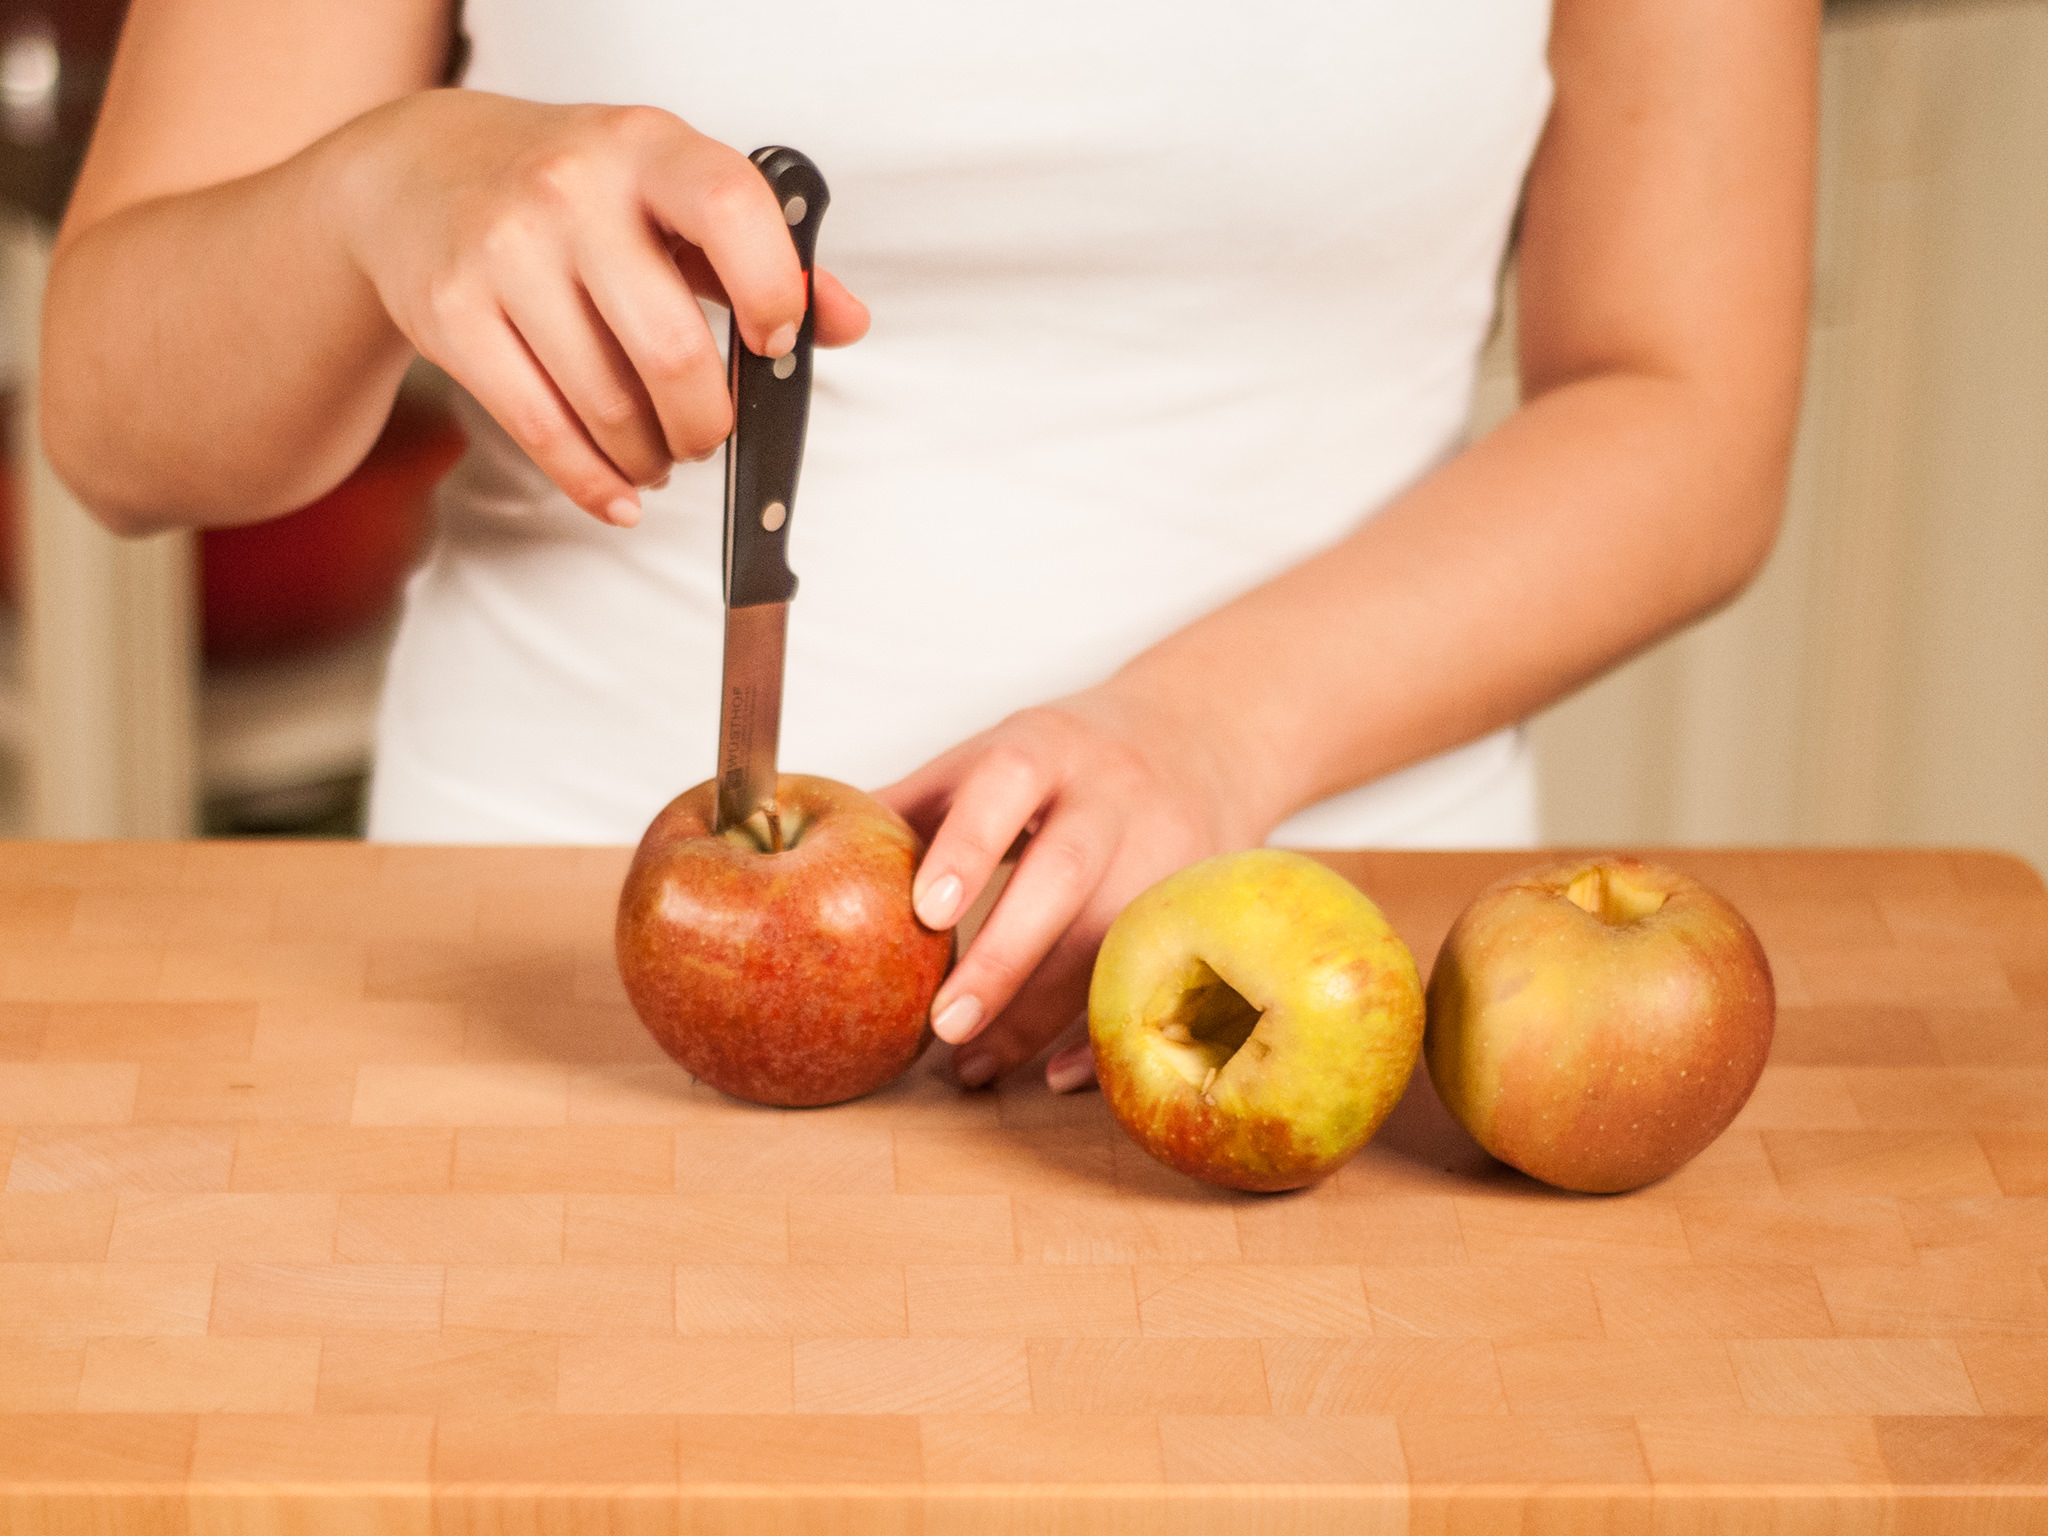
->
<box><xmin>714</xmin><ymin>146</ymin><xmax>828</xmax><ymax>835</ymax></box>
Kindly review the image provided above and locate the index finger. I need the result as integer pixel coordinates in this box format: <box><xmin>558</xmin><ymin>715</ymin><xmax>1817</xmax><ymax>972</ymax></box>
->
<box><xmin>640</xmin><ymin>127</ymin><xmax>810</xmax><ymax>359</ymax></box>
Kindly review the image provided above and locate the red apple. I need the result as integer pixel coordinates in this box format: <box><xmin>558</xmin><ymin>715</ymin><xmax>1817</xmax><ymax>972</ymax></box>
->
<box><xmin>616</xmin><ymin>774</ymin><xmax>952</xmax><ymax>1107</ymax></box>
<box><xmin>1089</xmin><ymin>849</ymin><xmax>1424</xmax><ymax>1192</ymax></box>
<box><xmin>1425</xmin><ymin>856</ymin><xmax>1775</xmax><ymax>1193</ymax></box>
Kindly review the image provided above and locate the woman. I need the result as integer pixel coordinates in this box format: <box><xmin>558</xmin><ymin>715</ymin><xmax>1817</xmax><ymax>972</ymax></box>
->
<box><xmin>42</xmin><ymin>0</ymin><xmax>1817</xmax><ymax>1092</ymax></box>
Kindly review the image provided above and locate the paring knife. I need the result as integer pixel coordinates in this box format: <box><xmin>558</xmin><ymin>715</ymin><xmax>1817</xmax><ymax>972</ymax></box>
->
<box><xmin>714</xmin><ymin>146</ymin><xmax>828</xmax><ymax>846</ymax></box>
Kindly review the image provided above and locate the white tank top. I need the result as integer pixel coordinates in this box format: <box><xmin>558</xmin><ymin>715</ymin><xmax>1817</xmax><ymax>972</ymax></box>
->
<box><xmin>368</xmin><ymin>0</ymin><xmax>1554</xmax><ymax>846</ymax></box>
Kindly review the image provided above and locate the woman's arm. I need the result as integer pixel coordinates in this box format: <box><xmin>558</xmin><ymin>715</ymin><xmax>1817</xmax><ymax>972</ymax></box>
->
<box><xmin>883</xmin><ymin>0</ymin><xmax>1819</xmax><ymax>1090</ymax></box>
<box><xmin>43</xmin><ymin>0</ymin><xmax>864</xmax><ymax>535</ymax></box>
<box><xmin>44</xmin><ymin>0</ymin><xmax>448</xmax><ymax>531</ymax></box>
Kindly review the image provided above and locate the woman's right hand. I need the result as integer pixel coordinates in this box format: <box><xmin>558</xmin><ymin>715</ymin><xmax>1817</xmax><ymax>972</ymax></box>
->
<box><xmin>334</xmin><ymin>89</ymin><xmax>869</xmax><ymax>526</ymax></box>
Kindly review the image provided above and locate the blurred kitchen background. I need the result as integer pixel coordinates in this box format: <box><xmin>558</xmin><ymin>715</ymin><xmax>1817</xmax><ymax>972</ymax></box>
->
<box><xmin>0</xmin><ymin>0</ymin><xmax>2042</xmax><ymax>868</ymax></box>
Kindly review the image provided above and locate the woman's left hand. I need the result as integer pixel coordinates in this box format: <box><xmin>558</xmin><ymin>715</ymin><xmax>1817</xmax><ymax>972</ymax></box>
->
<box><xmin>874</xmin><ymin>681</ymin><xmax>1269</xmax><ymax>1094</ymax></box>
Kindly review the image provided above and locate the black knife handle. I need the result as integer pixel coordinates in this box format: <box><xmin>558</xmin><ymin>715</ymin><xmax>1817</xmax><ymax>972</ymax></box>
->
<box><xmin>722</xmin><ymin>146</ymin><xmax>828</xmax><ymax>610</ymax></box>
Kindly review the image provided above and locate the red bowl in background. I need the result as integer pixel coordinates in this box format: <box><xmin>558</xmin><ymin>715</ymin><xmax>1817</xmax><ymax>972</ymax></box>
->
<box><xmin>0</xmin><ymin>395</ymin><xmax>463</xmax><ymax>663</ymax></box>
<box><xmin>198</xmin><ymin>397</ymin><xmax>465</xmax><ymax>664</ymax></box>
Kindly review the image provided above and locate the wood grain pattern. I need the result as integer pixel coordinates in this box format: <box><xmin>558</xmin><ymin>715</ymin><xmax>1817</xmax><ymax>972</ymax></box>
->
<box><xmin>0</xmin><ymin>842</ymin><xmax>2044</xmax><ymax>1533</ymax></box>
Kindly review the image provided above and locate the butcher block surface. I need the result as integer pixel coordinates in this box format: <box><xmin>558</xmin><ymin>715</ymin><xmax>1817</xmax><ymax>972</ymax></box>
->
<box><xmin>0</xmin><ymin>840</ymin><xmax>2044</xmax><ymax>1534</ymax></box>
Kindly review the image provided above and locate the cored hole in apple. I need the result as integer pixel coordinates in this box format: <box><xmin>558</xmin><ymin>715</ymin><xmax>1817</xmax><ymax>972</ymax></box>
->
<box><xmin>1147</xmin><ymin>961</ymin><xmax>1266</xmax><ymax>1094</ymax></box>
<box><xmin>718</xmin><ymin>803</ymin><xmax>810</xmax><ymax>855</ymax></box>
<box><xmin>1565</xmin><ymin>865</ymin><xmax>1668</xmax><ymax>926</ymax></box>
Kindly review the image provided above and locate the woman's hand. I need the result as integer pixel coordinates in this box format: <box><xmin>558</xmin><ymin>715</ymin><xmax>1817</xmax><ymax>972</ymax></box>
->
<box><xmin>336</xmin><ymin>89</ymin><xmax>869</xmax><ymax>526</ymax></box>
<box><xmin>874</xmin><ymin>681</ymin><xmax>1270</xmax><ymax>1094</ymax></box>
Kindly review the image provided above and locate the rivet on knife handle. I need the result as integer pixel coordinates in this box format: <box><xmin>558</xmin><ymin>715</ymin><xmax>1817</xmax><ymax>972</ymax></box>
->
<box><xmin>715</xmin><ymin>146</ymin><xmax>827</xmax><ymax>835</ymax></box>
<box><xmin>720</xmin><ymin>146</ymin><xmax>824</xmax><ymax>612</ymax></box>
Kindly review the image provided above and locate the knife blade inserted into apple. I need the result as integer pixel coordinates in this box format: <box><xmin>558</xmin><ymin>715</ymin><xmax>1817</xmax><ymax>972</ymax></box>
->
<box><xmin>714</xmin><ymin>146</ymin><xmax>829</xmax><ymax>845</ymax></box>
<box><xmin>619</xmin><ymin>146</ymin><xmax>953</xmax><ymax>1108</ymax></box>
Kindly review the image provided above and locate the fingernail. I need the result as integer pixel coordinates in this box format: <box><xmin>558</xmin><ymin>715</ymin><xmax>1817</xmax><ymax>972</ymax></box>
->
<box><xmin>931</xmin><ymin>993</ymin><xmax>982</xmax><ymax>1045</ymax></box>
<box><xmin>915</xmin><ymin>872</ymin><xmax>962</xmax><ymax>929</ymax></box>
<box><xmin>1046</xmin><ymin>1043</ymin><xmax>1095</xmax><ymax>1095</ymax></box>
<box><xmin>649</xmin><ymin>470</ymin><xmax>671</xmax><ymax>490</ymax></box>
<box><xmin>955</xmin><ymin>1051</ymin><xmax>996</xmax><ymax>1089</ymax></box>
<box><xmin>605</xmin><ymin>495</ymin><xmax>642</xmax><ymax>527</ymax></box>
<box><xmin>764</xmin><ymin>322</ymin><xmax>798</xmax><ymax>357</ymax></box>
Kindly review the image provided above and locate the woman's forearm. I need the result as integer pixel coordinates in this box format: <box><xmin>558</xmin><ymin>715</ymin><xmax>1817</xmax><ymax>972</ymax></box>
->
<box><xmin>1110</xmin><ymin>364</ymin><xmax>1796</xmax><ymax>835</ymax></box>
<box><xmin>1117</xmin><ymin>0</ymin><xmax>1819</xmax><ymax>838</ymax></box>
<box><xmin>42</xmin><ymin>116</ymin><xmax>415</xmax><ymax>536</ymax></box>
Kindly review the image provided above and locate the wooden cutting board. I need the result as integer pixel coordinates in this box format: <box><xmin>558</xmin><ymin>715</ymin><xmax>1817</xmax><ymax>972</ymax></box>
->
<box><xmin>0</xmin><ymin>841</ymin><xmax>2044</xmax><ymax>1534</ymax></box>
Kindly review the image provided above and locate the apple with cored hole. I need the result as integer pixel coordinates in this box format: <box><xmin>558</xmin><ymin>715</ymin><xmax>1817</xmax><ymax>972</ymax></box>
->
<box><xmin>1425</xmin><ymin>856</ymin><xmax>1774</xmax><ymax>1194</ymax></box>
<box><xmin>1089</xmin><ymin>848</ymin><xmax>1425</xmax><ymax>1192</ymax></box>
<box><xmin>616</xmin><ymin>774</ymin><xmax>952</xmax><ymax>1107</ymax></box>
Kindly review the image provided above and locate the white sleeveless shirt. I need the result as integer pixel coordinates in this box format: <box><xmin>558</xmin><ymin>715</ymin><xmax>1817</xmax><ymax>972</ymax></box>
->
<box><xmin>368</xmin><ymin>1</ymin><xmax>1554</xmax><ymax>846</ymax></box>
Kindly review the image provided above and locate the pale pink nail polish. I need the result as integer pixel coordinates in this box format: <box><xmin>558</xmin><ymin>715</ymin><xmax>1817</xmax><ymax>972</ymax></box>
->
<box><xmin>1046</xmin><ymin>1043</ymin><xmax>1095</xmax><ymax>1094</ymax></box>
<box><xmin>605</xmin><ymin>495</ymin><xmax>642</xmax><ymax>527</ymax></box>
<box><xmin>955</xmin><ymin>1051</ymin><xmax>996</xmax><ymax>1089</ymax></box>
<box><xmin>915</xmin><ymin>873</ymin><xmax>962</xmax><ymax>930</ymax></box>
<box><xmin>931</xmin><ymin>994</ymin><xmax>982</xmax><ymax>1045</ymax></box>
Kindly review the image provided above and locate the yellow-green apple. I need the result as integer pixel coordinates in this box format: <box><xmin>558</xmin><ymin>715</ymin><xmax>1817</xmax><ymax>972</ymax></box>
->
<box><xmin>616</xmin><ymin>774</ymin><xmax>952</xmax><ymax>1107</ymax></box>
<box><xmin>1088</xmin><ymin>848</ymin><xmax>1424</xmax><ymax>1192</ymax></box>
<box><xmin>1425</xmin><ymin>856</ymin><xmax>1774</xmax><ymax>1193</ymax></box>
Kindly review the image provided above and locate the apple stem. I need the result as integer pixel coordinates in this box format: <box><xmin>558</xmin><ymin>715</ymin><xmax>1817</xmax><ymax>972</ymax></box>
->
<box><xmin>764</xmin><ymin>804</ymin><xmax>785</xmax><ymax>855</ymax></box>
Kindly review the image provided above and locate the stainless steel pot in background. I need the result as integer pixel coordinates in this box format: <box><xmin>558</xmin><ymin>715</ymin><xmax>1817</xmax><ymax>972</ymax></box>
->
<box><xmin>0</xmin><ymin>1</ymin><xmax>124</xmax><ymax>225</ymax></box>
